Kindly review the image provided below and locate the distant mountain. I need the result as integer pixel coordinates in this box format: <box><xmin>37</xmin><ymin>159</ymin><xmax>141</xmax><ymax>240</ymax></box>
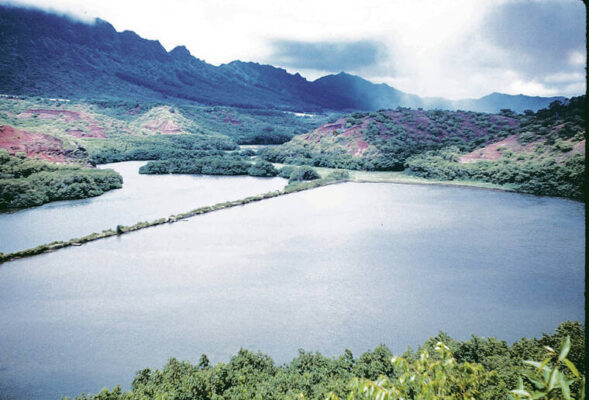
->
<box><xmin>310</xmin><ymin>72</ymin><xmax>424</xmax><ymax>110</ymax></box>
<box><xmin>0</xmin><ymin>5</ymin><xmax>568</xmax><ymax>113</ymax></box>
<box><xmin>451</xmin><ymin>92</ymin><xmax>567</xmax><ymax>113</ymax></box>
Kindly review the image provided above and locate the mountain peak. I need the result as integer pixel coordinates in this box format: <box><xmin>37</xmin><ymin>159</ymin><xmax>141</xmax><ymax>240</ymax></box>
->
<box><xmin>94</xmin><ymin>18</ymin><xmax>116</xmax><ymax>32</ymax></box>
<box><xmin>170</xmin><ymin>45</ymin><xmax>192</xmax><ymax>59</ymax></box>
<box><xmin>0</xmin><ymin>4</ymin><xmax>570</xmax><ymax>113</ymax></box>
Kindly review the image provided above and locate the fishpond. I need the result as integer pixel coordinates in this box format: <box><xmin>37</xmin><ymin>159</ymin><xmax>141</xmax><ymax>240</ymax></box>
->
<box><xmin>0</xmin><ymin>180</ymin><xmax>584</xmax><ymax>400</ymax></box>
<box><xmin>0</xmin><ymin>161</ymin><xmax>287</xmax><ymax>253</ymax></box>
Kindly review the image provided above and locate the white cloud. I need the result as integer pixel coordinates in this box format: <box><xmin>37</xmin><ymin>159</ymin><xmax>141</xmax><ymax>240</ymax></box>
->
<box><xmin>568</xmin><ymin>50</ymin><xmax>586</xmax><ymax>66</ymax></box>
<box><xmin>3</xmin><ymin>0</ymin><xmax>586</xmax><ymax>99</ymax></box>
<box><xmin>544</xmin><ymin>72</ymin><xmax>585</xmax><ymax>84</ymax></box>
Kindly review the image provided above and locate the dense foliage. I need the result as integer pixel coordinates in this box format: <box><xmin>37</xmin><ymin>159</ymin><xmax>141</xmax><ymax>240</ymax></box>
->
<box><xmin>406</xmin><ymin>147</ymin><xmax>585</xmax><ymax>200</ymax></box>
<box><xmin>406</xmin><ymin>97</ymin><xmax>586</xmax><ymax>200</ymax></box>
<box><xmin>262</xmin><ymin>97</ymin><xmax>585</xmax><ymax>200</ymax></box>
<box><xmin>333</xmin><ymin>332</ymin><xmax>584</xmax><ymax>400</ymax></box>
<box><xmin>261</xmin><ymin>107</ymin><xmax>520</xmax><ymax>170</ymax></box>
<box><xmin>287</xmin><ymin>166</ymin><xmax>322</xmax><ymax>182</ymax></box>
<box><xmin>139</xmin><ymin>155</ymin><xmax>253</xmax><ymax>176</ymax></box>
<box><xmin>0</xmin><ymin>150</ymin><xmax>122</xmax><ymax>209</ymax></box>
<box><xmin>0</xmin><ymin>98</ymin><xmax>331</xmax><ymax>170</ymax></box>
<box><xmin>70</xmin><ymin>321</ymin><xmax>583</xmax><ymax>400</ymax></box>
<box><xmin>137</xmin><ymin>153</ymin><xmax>282</xmax><ymax>177</ymax></box>
<box><xmin>86</xmin><ymin>135</ymin><xmax>238</xmax><ymax>164</ymax></box>
<box><xmin>136</xmin><ymin>149</ymin><xmax>323</xmax><ymax>181</ymax></box>
<box><xmin>247</xmin><ymin>160</ymin><xmax>279</xmax><ymax>177</ymax></box>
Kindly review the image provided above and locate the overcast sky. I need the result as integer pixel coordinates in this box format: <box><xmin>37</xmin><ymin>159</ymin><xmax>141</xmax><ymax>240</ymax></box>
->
<box><xmin>4</xmin><ymin>0</ymin><xmax>587</xmax><ymax>99</ymax></box>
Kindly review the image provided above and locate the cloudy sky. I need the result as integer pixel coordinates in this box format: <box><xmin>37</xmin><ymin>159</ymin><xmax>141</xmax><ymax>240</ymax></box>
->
<box><xmin>4</xmin><ymin>0</ymin><xmax>587</xmax><ymax>99</ymax></box>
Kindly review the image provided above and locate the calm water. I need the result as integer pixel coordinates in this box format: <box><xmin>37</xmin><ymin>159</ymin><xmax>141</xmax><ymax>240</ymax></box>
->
<box><xmin>0</xmin><ymin>183</ymin><xmax>584</xmax><ymax>400</ymax></box>
<box><xmin>0</xmin><ymin>161</ymin><xmax>287</xmax><ymax>253</ymax></box>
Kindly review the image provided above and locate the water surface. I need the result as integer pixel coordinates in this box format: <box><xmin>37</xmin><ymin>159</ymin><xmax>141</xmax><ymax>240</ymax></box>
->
<box><xmin>0</xmin><ymin>183</ymin><xmax>584</xmax><ymax>400</ymax></box>
<box><xmin>0</xmin><ymin>161</ymin><xmax>286</xmax><ymax>253</ymax></box>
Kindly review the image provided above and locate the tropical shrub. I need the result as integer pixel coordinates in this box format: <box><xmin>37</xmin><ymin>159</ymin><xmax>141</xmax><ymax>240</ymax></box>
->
<box><xmin>0</xmin><ymin>150</ymin><xmax>122</xmax><ymax>209</ymax></box>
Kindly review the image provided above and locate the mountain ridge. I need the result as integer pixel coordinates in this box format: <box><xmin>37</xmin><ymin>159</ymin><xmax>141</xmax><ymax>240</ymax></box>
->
<box><xmin>0</xmin><ymin>5</ymin><xmax>568</xmax><ymax>113</ymax></box>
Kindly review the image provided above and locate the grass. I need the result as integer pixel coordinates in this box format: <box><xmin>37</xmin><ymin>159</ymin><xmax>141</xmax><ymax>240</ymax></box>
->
<box><xmin>273</xmin><ymin>163</ymin><xmax>515</xmax><ymax>192</ymax></box>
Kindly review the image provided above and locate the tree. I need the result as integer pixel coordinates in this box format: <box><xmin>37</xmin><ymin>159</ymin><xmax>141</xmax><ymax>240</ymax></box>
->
<box><xmin>247</xmin><ymin>160</ymin><xmax>278</xmax><ymax>177</ymax></box>
<box><xmin>289</xmin><ymin>166</ymin><xmax>321</xmax><ymax>182</ymax></box>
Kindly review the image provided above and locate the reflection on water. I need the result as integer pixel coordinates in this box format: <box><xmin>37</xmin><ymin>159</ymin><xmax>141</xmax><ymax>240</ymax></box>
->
<box><xmin>0</xmin><ymin>161</ymin><xmax>287</xmax><ymax>253</ymax></box>
<box><xmin>0</xmin><ymin>183</ymin><xmax>584</xmax><ymax>400</ymax></box>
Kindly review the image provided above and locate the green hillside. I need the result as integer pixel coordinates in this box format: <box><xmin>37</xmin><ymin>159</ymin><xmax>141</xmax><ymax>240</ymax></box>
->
<box><xmin>262</xmin><ymin>97</ymin><xmax>585</xmax><ymax>200</ymax></box>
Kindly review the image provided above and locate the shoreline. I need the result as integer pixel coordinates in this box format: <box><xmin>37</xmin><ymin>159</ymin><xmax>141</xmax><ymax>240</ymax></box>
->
<box><xmin>0</xmin><ymin>177</ymin><xmax>345</xmax><ymax>264</ymax></box>
<box><xmin>351</xmin><ymin>177</ymin><xmax>514</xmax><ymax>192</ymax></box>
<box><xmin>1</xmin><ymin>169</ymin><xmax>582</xmax><ymax>264</ymax></box>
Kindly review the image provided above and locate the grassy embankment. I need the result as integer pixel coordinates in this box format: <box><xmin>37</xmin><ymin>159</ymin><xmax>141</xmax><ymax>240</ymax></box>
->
<box><xmin>275</xmin><ymin>163</ymin><xmax>516</xmax><ymax>192</ymax></box>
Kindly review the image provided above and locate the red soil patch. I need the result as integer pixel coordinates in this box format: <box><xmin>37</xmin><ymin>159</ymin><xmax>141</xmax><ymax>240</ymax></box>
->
<box><xmin>223</xmin><ymin>116</ymin><xmax>241</xmax><ymax>125</ymax></box>
<box><xmin>21</xmin><ymin>109</ymin><xmax>81</xmax><ymax>121</ymax></box>
<box><xmin>17</xmin><ymin>109</ymin><xmax>107</xmax><ymax>138</ymax></box>
<box><xmin>126</xmin><ymin>105</ymin><xmax>142</xmax><ymax>115</ymax></box>
<box><xmin>315</xmin><ymin>120</ymin><xmax>346</xmax><ymax>135</ymax></box>
<box><xmin>63</xmin><ymin>110</ymin><xmax>107</xmax><ymax>138</ymax></box>
<box><xmin>340</xmin><ymin>123</ymin><xmax>372</xmax><ymax>156</ymax></box>
<box><xmin>306</xmin><ymin>118</ymin><xmax>372</xmax><ymax>156</ymax></box>
<box><xmin>0</xmin><ymin>125</ymin><xmax>75</xmax><ymax>163</ymax></box>
<box><xmin>459</xmin><ymin>135</ymin><xmax>524</xmax><ymax>163</ymax></box>
<box><xmin>87</xmin><ymin>126</ymin><xmax>107</xmax><ymax>138</ymax></box>
<box><xmin>144</xmin><ymin>119</ymin><xmax>181</xmax><ymax>134</ymax></box>
<box><xmin>66</xmin><ymin>129</ymin><xmax>87</xmax><ymax>138</ymax></box>
<box><xmin>351</xmin><ymin>138</ymin><xmax>370</xmax><ymax>155</ymax></box>
<box><xmin>217</xmin><ymin>110</ymin><xmax>241</xmax><ymax>125</ymax></box>
<box><xmin>572</xmin><ymin>139</ymin><xmax>585</xmax><ymax>155</ymax></box>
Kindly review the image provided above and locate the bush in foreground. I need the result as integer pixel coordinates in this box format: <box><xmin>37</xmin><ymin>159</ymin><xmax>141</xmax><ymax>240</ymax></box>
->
<box><xmin>69</xmin><ymin>321</ymin><xmax>584</xmax><ymax>400</ymax></box>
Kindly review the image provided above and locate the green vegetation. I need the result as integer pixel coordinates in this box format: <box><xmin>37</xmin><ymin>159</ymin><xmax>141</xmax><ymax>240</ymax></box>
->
<box><xmin>137</xmin><ymin>154</ymin><xmax>282</xmax><ymax>177</ymax></box>
<box><xmin>138</xmin><ymin>155</ymin><xmax>254</xmax><ymax>176</ymax></box>
<box><xmin>342</xmin><ymin>342</ymin><xmax>491</xmax><ymax>400</ymax></box>
<box><xmin>262</xmin><ymin>97</ymin><xmax>585</xmax><ymax>200</ymax></box>
<box><xmin>510</xmin><ymin>335</ymin><xmax>584</xmax><ymax>400</ymax></box>
<box><xmin>85</xmin><ymin>135</ymin><xmax>237</xmax><ymax>164</ymax></box>
<box><xmin>406</xmin><ymin>147</ymin><xmax>585</xmax><ymax>200</ymax></box>
<box><xmin>405</xmin><ymin>97</ymin><xmax>586</xmax><ymax>200</ymax></box>
<box><xmin>2</xmin><ymin>95</ymin><xmax>583</xmax><ymax>202</ymax></box>
<box><xmin>0</xmin><ymin>97</ymin><xmax>334</xmax><ymax>167</ymax></box>
<box><xmin>0</xmin><ymin>150</ymin><xmax>122</xmax><ymax>209</ymax></box>
<box><xmin>278</xmin><ymin>165</ymin><xmax>323</xmax><ymax>183</ymax></box>
<box><xmin>68</xmin><ymin>321</ymin><xmax>584</xmax><ymax>400</ymax></box>
<box><xmin>261</xmin><ymin>106</ymin><xmax>519</xmax><ymax>170</ymax></box>
<box><xmin>247</xmin><ymin>160</ymin><xmax>279</xmax><ymax>177</ymax></box>
<box><xmin>175</xmin><ymin>105</ymin><xmax>335</xmax><ymax>145</ymax></box>
<box><xmin>287</xmin><ymin>165</ymin><xmax>322</xmax><ymax>182</ymax></box>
